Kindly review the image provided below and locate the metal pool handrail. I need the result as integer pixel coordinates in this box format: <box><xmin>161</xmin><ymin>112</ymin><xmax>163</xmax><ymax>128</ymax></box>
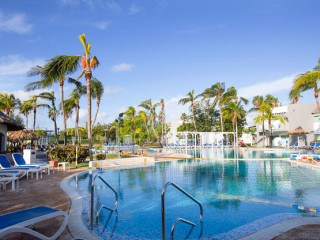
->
<box><xmin>90</xmin><ymin>174</ymin><xmax>118</xmax><ymax>229</ymax></box>
<box><xmin>161</xmin><ymin>181</ymin><xmax>203</xmax><ymax>240</ymax></box>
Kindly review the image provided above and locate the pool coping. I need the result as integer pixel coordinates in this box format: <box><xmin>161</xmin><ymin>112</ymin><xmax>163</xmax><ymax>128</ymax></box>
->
<box><xmin>60</xmin><ymin>158</ymin><xmax>320</xmax><ymax>240</ymax></box>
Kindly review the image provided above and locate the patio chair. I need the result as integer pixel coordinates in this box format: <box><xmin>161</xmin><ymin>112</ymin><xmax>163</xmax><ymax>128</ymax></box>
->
<box><xmin>305</xmin><ymin>142</ymin><xmax>316</xmax><ymax>150</ymax></box>
<box><xmin>290</xmin><ymin>142</ymin><xmax>298</xmax><ymax>149</ymax></box>
<box><xmin>315</xmin><ymin>142</ymin><xmax>320</xmax><ymax>150</ymax></box>
<box><xmin>0</xmin><ymin>175</ymin><xmax>19</xmax><ymax>191</ymax></box>
<box><xmin>50</xmin><ymin>144</ymin><xmax>55</xmax><ymax>149</ymax></box>
<box><xmin>0</xmin><ymin>155</ymin><xmax>42</xmax><ymax>180</ymax></box>
<box><xmin>37</xmin><ymin>145</ymin><xmax>42</xmax><ymax>151</ymax></box>
<box><xmin>0</xmin><ymin>206</ymin><xmax>68</xmax><ymax>240</ymax></box>
<box><xmin>12</xmin><ymin>153</ymin><xmax>54</xmax><ymax>175</ymax></box>
<box><xmin>42</xmin><ymin>145</ymin><xmax>46</xmax><ymax>150</ymax></box>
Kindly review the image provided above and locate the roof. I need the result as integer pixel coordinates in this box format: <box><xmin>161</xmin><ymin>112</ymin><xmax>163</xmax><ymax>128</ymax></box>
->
<box><xmin>0</xmin><ymin>111</ymin><xmax>24</xmax><ymax>131</ymax></box>
<box><xmin>8</xmin><ymin>129</ymin><xmax>39</xmax><ymax>141</ymax></box>
<box><xmin>287</xmin><ymin>127</ymin><xmax>310</xmax><ymax>135</ymax></box>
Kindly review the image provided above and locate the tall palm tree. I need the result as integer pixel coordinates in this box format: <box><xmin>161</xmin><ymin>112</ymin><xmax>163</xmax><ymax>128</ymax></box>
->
<box><xmin>201</xmin><ymin>82</ymin><xmax>235</xmax><ymax>132</ymax></box>
<box><xmin>250</xmin><ymin>95</ymin><xmax>266</xmax><ymax>146</ymax></box>
<box><xmin>160</xmin><ymin>99</ymin><xmax>166</xmax><ymax>145</ymax></box>
<box><xmin>125</xmin><ymin>106</ymin><xmax>137</xmax><ymax>143</ymax></box>
<box><xmin>178</xmin><ymin>90</ymin><xmax>200</xmax><ymax>132</ymax></box>
<box><xmin>26</xmin><ymin>34</ymin><xmax>99</xmax><ymax>157</ymax></box>
<box><xmin>90</xmin><ymin>78</ymin><xmax>104</xmax><ymax>128</ymax></box>
<box><xmin>28</xmin><ymin>96</ymin><xmax>49</xmax><ymax>131</ymax></box>
<box><xmin>0</xmin><ymin>93</ymin><xmax>21</xmax><ymax>116</ymax></box>
<box><xmin>292</xmin><ymin>59</ymin><xmax>320</xmax><ymax>111</ymax></box>
<box><xmin>64</xmin><ymin>79</ymin><xmax>86</xmax><ymax>144</ymax></box>
<box><xmin>37</xmin><ymin>91</ymin><xmax>59</xmax><ymax>144</ymax></box>
<box><xmin>222</xmin><ymin>101</ymin><xmax>246</xmax><ymax>145</ymax></box>
<box><xmin>19</xmin><ymin>100</ymin><xmax>33</xmax><ymax>129</ymax></box>
<box><xmin>139</xmin><ymin>99</ymin><xmax>160</xmax><ymax>143</ymax></box>
<box><xmin>138</xmin><ymin>110</ymin><xmax>150</xmax><ymax>146</ymax></box>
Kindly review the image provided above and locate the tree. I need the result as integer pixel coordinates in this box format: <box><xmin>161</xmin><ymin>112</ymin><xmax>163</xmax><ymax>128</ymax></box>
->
<box><xmin>201</xmin><ymin>82</ymin><xmax>236</xmax><ymax>132</ymax></box>
<box><xmin>160</xmin><ymin>99</ymin><xmax>166</xmax><ymax>145</ymax></box>
<box><xmin>222</xmin><ymin>101</ymin><xmax>246</xmax><ymax>145</ymax></box>
<box><xmin>37</xmin><ymin>91</ymin><xmax>59</xmax><ymax>144</ymax></box>
<box><xmin>64</xmin><ymin>79</ymin><xmax>86</xmax><ymax>144</ymax></box>
<box><xmin>28</xmin><ymin>96</ymin><xmax>49</xmax><ymax>131</ymax></box>
<box><xmin>251</xmin><ymin>95</ymin><xmax>266</xmax><ymax>147</ymax></box>
<box><xmin>139</xmin><ymin>99</ymin><xmax>160</xmax><ymax>143</ymax></box>
<box><xmin>91</xmin><ymin>78</ymin><xmax>104</xmax><ymax>128</ymax></box>
<box><xmin>178</xmin><ymin>90</ymin><xmax>200</xmax><ymax>132</ymax></box>
<box><xmin>19</xmin><ymin>100</ymin><xmax>33</xmax><ymax>129</ymax></box>
<box><xmin>125</xmin><ymin>106</ymin><xmax>137</xmax><ymax>143</ymax></box>
<box><xmin>138</xmin><ymin>110</ymin><xmax>150</xmax><ymax>146</ymax></box>
<box><xmin>0</xmin><ymin>93</ymin><xmax>21</xmax><ymax>116</ymax></box>
<box><xmin>292</xmin><ymin>59</ymin><xmax>320</xmax><ymax>111</ymax></box>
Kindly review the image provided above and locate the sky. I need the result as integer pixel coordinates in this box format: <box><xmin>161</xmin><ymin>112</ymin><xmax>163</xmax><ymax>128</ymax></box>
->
<box><xmin>1</xmin><ymin>0</ymin><xmax>320</xmax><ymax>130</ymax></box>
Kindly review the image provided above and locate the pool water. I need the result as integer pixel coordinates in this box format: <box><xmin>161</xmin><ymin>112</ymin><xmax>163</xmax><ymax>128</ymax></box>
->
<box><xmin>70</xmin><ymin>153</ymin><xmax>320</xmax><ymax>239</ymax></box>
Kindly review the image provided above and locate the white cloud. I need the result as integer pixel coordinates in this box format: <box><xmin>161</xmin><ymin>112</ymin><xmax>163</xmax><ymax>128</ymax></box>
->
<box><xmin>106</xmin><ymin>1</ymin><xmax>122</xmax><ymax>11</ymax></box>
<box><xmin>0</xmin><ymin>55</ymin><xmax>44</xmax><ymax>76</ymax></box>
<box><xmin>0</xmin><ymin>11</ymin><xmax>32</xmax><ymax>34</ymax></box>
<box><xmin>129</xmin><ymin>5</ymin><xmax>140</xmax><ymax>14</ymax></box>
<box><xmin>103</xmin><ymin>86</ymin><xmax>125</xmax><ymax>97</ymax></box>
<box><xmin>111</xmin><ymin>63</ymin><xmax>134</xmax><ymax>72</ymax></box>
<box><xmin>94</xmin><ymin>21</ymin><xmax>111</xmax><ymax>30</ymax></box>
<box><xmin>10</xmin><ymin>89</ymin><xmax>51</xmax><ymax>102</ymax></box>
<box><xmin>238</xmin><ymin>74</ymin><xmax>297</xmax><ymax>99</ymax></box>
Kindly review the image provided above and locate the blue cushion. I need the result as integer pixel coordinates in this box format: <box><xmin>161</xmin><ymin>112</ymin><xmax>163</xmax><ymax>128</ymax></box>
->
<box><xmin>13</xmin><ymin>153</ymin><xmax>26</xmax><ymax>165</ymax></box>
<box><xmin>0</xmin><ymin>155</ymin><xmax>12</xmax><ymax>168</ymax></box>
<box><xmin>0</xmin><ymin>206</ymin><xmax>58</xmax><ymax>229</ymax></box>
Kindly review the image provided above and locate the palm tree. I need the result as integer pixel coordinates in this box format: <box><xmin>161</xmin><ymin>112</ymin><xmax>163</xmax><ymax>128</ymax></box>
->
<box><xmin>125</xmin><ymin>106</ymin><xmax>137</xmax><ymax>143</ymax></box>
<box><xmin>26</xmin><ymin>34</ymin><xmax>99</xmax><ymax>157</ymax></box>
<box><xmin>178</xmin><ymin>90</ymin><xmax>200</xmax><ymax>132</ymax></box>
<box><xmin>37</xmin><ymin>91</ymin><xmax>59</xmax><ymax>144</ymax></box>
<box><xmin>139</xmin><ymin>99</ymin><xmax>160</xmax><ymax>143</ymax></box>
<box><xmin>90</xmin><ymin>78</ymin><xmax>104</xmax><ymax>128</ymax></box>
<box><xmin>289</xmin><ymin>86</ymin><xmax>305</xmax><ymax>104</ymax></box>
<box><xmin>250</xmin><ymin>95</ymin><xmax>265</xmax><ymax>146</ymax></box>
<box><xmin>201</xmin><ymin>82</ymin><xmax>235</xmax><ymax>132</ymax></box>
<box><xmin>160</xmin><ymin>99</ymin><xmax>166</xmax><ymax>145</ymax></box>
<box><xmin>19</xmin><ymin>100</ymin><xmax>33</xmax><ymax>129</ymax></box>
<box><xmin>28</xmin><ymin>96</ymin><xmax>49</xmax><ymax>131</ymax></box>
<box><xmin>138</xmin><ymin>110</ymin><xmax>150</xmax><ymax>146</ymax></box>
<box><xmin>0</xmin><ymin>93</ymin><xmax>21</xmax><ymax>116</ymax></box>
<box><xmin>292</xmin><ymin>59</ymin><xmax>320</xmax><ymax>111</ymax></box>
<box><xmin>222</xmin><ymin>101</ymin><xmax>246</xmax><ymax>145</ymax></box>
<box><xmin>64</xmin><ymin>79</ymin><xmax>86</xmax><ymax>144</ymax></box>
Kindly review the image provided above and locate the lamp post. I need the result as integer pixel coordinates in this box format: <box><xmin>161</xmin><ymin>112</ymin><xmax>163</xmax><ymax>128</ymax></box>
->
<box><xmin>115</xmin><ymin>113</ymin><xmax>124</xmax><ymax>156</ymax></box>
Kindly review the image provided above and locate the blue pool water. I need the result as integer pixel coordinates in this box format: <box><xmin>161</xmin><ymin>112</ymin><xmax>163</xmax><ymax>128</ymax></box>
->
<box><xmin>70</xmin><ymin>150</ymin><xmax>320</xmax><ymax>239</ymax></box>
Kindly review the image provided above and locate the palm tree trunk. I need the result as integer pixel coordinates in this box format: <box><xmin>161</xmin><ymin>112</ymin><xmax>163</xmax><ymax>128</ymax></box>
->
<box><xmin>315</xmin><ymin>88</ymin><xmax>320</xmax><ymax>112</ymax></box>
<box><xmin>145</xmin><ymin>121</ymin><xmax>150</xmax><ymax>146</ymax></box>
<box><xmin>52</xmin><ymin>101</ymin><xmax>58</xmax><ymax>145</ymax></box>
<box><xmin>85</xmin><ymin>68</ymin><xmax>93</xmax><ymax>161</ymax></box>
<box><xmin>219</xmin><ymin>105</ymin><xmax>224</xmax><ymax>132</ymax></box>
<box><xmin>33</xmin><ymin>107</ymin><xmax>36</xmax><ymax>131</ymax></box>
<box><xmin>192</xmin><ymin>104</ymin><xmax>197</xmax><ymax>132</ymax></box>
<box><xmin>268</xmin><ymin>119</ymin><xmax>272</xmax><ymax>148</ymax></box>
<box><xmin>60</xmin><ymin>82</ymin><xmax>67</xmax><ymax>145</ymax></box>
<box><xmin>75</xmin><ymin>104</ymin><xmax>79</xmax><ymax>145</ymax></box>
<box><xmin>235</xmin><ymin>119</ymin><xmax>238</xmax><ymax>147</ymax></box>
<box><xmin>151</xmin><ymin>117</ymin><xmax>159</xmax><ymax>140</ymax></box>
<box><xmin>262</xmin><ymin>121</ymin><xmax>265</xmax><ymax>147</ymax></box>
<box><xmin>133</xmin><ymin>119</ymin><xmax>136</xmax><ymax>143</ymax></box>
<box><xmin>91</xmin><ymin>99</ymin><xmax>100</xmax><ymax>128</ymax></box>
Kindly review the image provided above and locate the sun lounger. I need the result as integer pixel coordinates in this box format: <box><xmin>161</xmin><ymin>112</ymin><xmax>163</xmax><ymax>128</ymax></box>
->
<box><xmin>314</xmin><ymin>142</ymin><xmax>320</xmax><ymax>150</ymax></box>
<box><xmin>12</xmin><ymin>153</ymin><xmax>54</xmax><ymax>175</ymax></box>
<box><xmin>0</xmin><ymin>155</ymin><xmax>42</xmax><ymax>180</ymax></box>
<box><xmin>0</xmin><ymin>176</ymin><xmax>19</xmax><ymax>191</ymax></box>
<box><xmin>0</xmin><ymin>206</ymin><xmax>68</xmax><ymax>240</ymax></box>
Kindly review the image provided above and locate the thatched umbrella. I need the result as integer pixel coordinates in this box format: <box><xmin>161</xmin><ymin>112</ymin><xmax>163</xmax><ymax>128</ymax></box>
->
<box><xmin>287</xmin><ymin>127</ymin><xmax>310</xmax><ymax>135</ymax></box>
<box><xmin>8</xmin><ymin>129</ymin><xmax>39</xmax><ymax>142</ymax></box>
<box><xmin>287</xmin><ymin>127</ymin><xmax>310</xmax><ymax>147</ymax></box>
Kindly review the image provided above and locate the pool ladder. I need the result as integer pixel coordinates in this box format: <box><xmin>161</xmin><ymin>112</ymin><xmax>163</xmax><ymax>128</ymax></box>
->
<box><xmin>161</xmin><ymin>182</ymin><xmax>203</xmax><ymax>240</ymax></box>
<box><xmin>90</xmin><ymin>175</ymin><xmax>118</xmax><ymax>229</ymax></box>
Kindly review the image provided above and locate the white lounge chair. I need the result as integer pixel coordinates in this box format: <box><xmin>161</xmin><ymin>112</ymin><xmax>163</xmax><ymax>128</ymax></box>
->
<box><xmin>0</xmin><ymin>176</ymin><xmax>18</xmax><ymax>191</ymax></box>
<box><xmin>0</xmin><ymin>155</ymin><xmax>42</xmax><ymax>180</ymax></box>
<box><xmin>12</xmin><ymin>153</ymin><xmax>54</xmax><ymax>175</ymax></box>
<box><xmin>0</xmin><ymin>206</ymin><xmax>68</xmax><ymax>240</ymax></box>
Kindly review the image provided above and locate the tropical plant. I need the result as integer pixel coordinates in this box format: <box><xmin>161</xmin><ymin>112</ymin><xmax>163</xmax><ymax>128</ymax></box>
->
<box><xmin>0</xmin><ymin>93</ymin><xmax>21</xmax><ymax>116</ymax></box>
<box><xmin>90</xmin><ymin>78</ymin><xmax>104</xmax><ymax>128</ymax></box>
<box><xmin>178</xmin><ymin>90</ymin><xmax>200</xmax><ymax>132</ymax></box>
<box><xmin>160</xmin><ymin>99</ymin><xmax>166</xmax><ymax>145</ymax></box>
<box><xmin>251</xmin><ymin>95</ymin><xmax>266</xmax><ymax>147</ymax></box>
<box><xmin>19</xmin><ymin>100</ymin><xmax>33</xmax><ymax>129</ymax></box>
<box><xmin>124</xmin><ymin>106</ymin><xmax>137</xmax><ymax>143</ymax></box>
<box><xmin>139</xmin><ymin>99</ymin><xmax>160</xmax><ymax>143</ymax></box>
<box><xmin>28</xmin><ymin>96</ymin><xmax>49</xmax><ymax>131</ymax></box>
<box><xmin>201</xmin><ymin>82</ymin><xmax>236</xmax><ymax>132</ymax></box>
<box><xmin>37</xmin><ymin>91</ymin><xmax>59</xmax><ymax>144</ymax></box>
<box><xmin>138</xmin><ymin>110</ymin><xmax>150</xmax><ymax>146</ymax></box>
<box><xmin>292</xmin><ymin>59</ymin><xmax>320</xmax><ymax>111</ymax></box>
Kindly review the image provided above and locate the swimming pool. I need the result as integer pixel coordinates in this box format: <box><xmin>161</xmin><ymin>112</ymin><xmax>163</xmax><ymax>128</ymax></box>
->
<box><xmin>69</xmin><ymin>150</ymin><xmax>320</xmax><ymax>239</ymax></box>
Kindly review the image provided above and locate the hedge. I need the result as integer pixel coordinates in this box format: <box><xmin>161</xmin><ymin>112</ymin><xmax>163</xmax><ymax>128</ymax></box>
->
<box><xmin>48</xmin><ymin>145</ymin><xmax>89</xmax><ymax>163</ymax></box>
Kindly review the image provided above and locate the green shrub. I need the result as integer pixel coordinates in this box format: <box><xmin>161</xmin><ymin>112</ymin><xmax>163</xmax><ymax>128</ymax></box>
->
<box><xmin>48</xmin><ymin>145</ymin><xmax>89</xmax><ymax>163</ymax></box>
<box><xmin>95</xmin><ymin>154</ymin><xmax>106</xmax><ymax>160</ymax></box>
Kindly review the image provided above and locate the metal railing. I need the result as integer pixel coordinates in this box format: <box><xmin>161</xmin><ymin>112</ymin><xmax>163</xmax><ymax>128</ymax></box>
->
<box><xmin>90</xmin><ymin>174</ymin><xmax>118</xmax><ymax>229</ymax></box>
<box><xmin>161</xmin><ymin>182</ymin><xmax>203</xmax><ymax>240</ymax></box>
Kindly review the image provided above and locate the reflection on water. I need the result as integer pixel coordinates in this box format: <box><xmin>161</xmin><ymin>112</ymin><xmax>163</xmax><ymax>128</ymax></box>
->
<box><xmin>71</xmin><ymin>157</ymin><xmax>320</xmax><ymax>239</ymax></box>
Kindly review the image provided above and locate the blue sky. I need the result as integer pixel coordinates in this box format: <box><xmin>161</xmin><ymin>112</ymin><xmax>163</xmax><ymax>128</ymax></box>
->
<box><xmin>0</xmin><ymin>0</ymin><xmax>320</xmax><ymax>130</ymax></box>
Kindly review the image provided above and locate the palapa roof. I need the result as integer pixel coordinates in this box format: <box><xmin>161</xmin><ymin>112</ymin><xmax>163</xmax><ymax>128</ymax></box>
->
<box><xmin>287</xmin><ymin>127</ymin><xmax>310</xmax><ymax>135</ymax></box>
<box><xmin>8</xmin><ymin>129</ymin><xmax>39</xmax><ymax>141</ymax></box>
<box><xmin>0</xmin><ymin>111</ymin><xmax>24</xmax><ymax>131</ymax></box>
